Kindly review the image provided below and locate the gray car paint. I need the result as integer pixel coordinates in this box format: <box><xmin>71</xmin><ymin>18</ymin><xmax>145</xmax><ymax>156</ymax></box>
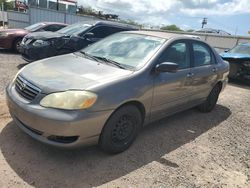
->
<box><xmin>6</xmin><ymin>31</ymin><xmax>229</xmax><ymax>148</ymax></box>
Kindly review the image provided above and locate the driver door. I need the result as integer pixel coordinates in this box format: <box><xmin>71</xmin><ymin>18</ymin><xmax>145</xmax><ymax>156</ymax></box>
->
<box><xmin>151</xmin><ymin>40</ymin><xmax>194</xmax><ymax>120</ymax></box>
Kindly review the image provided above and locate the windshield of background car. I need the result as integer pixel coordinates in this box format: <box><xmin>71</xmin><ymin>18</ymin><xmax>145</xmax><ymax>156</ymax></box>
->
<box><xmin>57</xmin><ymin>23</ymin><xmax>91</xmax><ymax>35</ymax></box>
<box><xmin>229</xmin><ymin>45</ymin><xmax>250</xmax><ymax>55</ymax></box>
<box><xmin>24</xmin><ymin>23</ymin><xmax>46</xmax><ymax>32</ymax></box>
<box><xmin>81</xmin><ymin>33</ymin><xmax>166</xmax><ymax>69</ymax></box>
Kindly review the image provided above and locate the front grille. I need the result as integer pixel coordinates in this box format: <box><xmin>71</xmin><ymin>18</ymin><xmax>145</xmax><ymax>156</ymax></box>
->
<box><xmin>21</xmin><ymin>37</ymin><xmax>27</xmax><ymax>43</ymax></box>
<box><xmin>15</xmin><ymin>75</ymin><xmax>41</xmax><ymax>101</ymax></box>
<box><xmin>21</xmin><ymin>37</ymin><xmax>34</xmax><ymax>45</ymax></box>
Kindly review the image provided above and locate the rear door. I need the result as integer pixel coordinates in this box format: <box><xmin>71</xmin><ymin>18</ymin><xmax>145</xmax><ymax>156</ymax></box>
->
<box><xmin>190</xmin><ymin>41</ymin><xmax>219</xmax><ymax>101</ymax></box>
<box><xmin>151</xmin><ymin>40</ymin><xmax>194</xmax><ymax>120</ymax></box>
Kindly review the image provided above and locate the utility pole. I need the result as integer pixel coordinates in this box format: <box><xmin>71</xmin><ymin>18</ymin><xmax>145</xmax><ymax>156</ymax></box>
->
<box><xmin>201</xmin><ymin>18</ymin><xmax>207</xmax><ymax>28</ymax></box>
<box><xmin>57</xmin><ymin>0</ymin><xmax>59</xmax><ymax>11</ymax></box>
<box><xmin>1</xmin><ymin>2</ymin><xmax>4</xmax><ymax>28</ymax></box>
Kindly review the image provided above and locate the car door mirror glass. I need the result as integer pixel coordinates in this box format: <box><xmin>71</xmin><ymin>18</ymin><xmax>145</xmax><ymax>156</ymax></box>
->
<box><xmin>155</xmin><ymin>62</ymin><xmax>178</xmax><ymax>73</ymax></box>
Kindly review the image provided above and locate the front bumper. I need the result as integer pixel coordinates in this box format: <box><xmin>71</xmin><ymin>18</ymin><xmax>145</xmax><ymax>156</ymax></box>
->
<box><xmin>6</xmin><ymin>83</ymin><xmax>113</xmax><ymax>148</ymax></box>
<box><xmin>19</xmin><ymin>44</ymin><xmax>57</xmax><ymax>62</ymax></box>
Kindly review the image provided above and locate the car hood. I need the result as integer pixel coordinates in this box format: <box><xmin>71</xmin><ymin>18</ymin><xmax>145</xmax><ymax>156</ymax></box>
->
<box><xmin>20</xmin><ymin>53</ymin><xmax>133</xmax><ymax>93</ymax></box>
<box><xmin>25</xmin><ymin>31</ymin><xmax>65</xmax><ymax>40</ymax></box>
<box><xmin>0</xmin><ymin>28</ymin><xmax>28</xmax><ymax>34</ymax></box>
<box><xmin>220</xmin><ymin>52</ymin><xmax>250</xmax><ymax>59</ymax></box>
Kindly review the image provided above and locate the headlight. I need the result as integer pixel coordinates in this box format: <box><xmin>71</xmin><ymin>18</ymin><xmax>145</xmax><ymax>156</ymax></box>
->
<box><xmin>0</xmin><ymin>32</ymin><xmax>9</xmax><ymax>38</ymax></box>
<box><xmin>243</xmin><ymin>61</ymin><xmax>250</xmax><ymax>67</ymax></box>
<box><xmin>40</xmin><ymin>91</ymin><xmax>97</xmax><ymax>110</ymax></box>
<box><xmin>33</xmin><ymin>40</ymin><xmax>50</xmax><ymax>47</ymax></box>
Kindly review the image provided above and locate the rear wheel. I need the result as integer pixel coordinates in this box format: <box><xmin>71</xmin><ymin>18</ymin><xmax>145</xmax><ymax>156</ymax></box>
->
<box><xmin>197</xmin><ymin>84</ymin><xmax>221</xmax><ymax>113</ymax></box>
<box><xmin>13</xmin><ymin>38</ymin><xmax>22</xmax><ymax>52</ymax></box>
<box><xmin>99</xmin><ymin>105</ymin><xmax>142</xmax><ymax>154</ymax></box>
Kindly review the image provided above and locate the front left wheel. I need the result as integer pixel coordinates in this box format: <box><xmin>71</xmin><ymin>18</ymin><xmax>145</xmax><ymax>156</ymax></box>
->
<box><xmin>13</xmin><ymin>38</ymin><xmax>22</xmax><ymax>52</ymax></box>
<box><xmin>99</xmin><ymin>105</ymin><xmax>142</xmax><ymax>154</ymax></box>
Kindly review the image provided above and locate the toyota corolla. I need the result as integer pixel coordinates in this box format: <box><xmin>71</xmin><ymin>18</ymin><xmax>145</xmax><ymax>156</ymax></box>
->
<box><xmin>6</xmin><ymin>31</ymin><xmax>229</xmax><ymax>154</ymax></box>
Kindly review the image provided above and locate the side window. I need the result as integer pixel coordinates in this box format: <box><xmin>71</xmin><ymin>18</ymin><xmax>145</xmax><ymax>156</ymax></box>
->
<box><xmin>158</xmin><ymin>42</ymin><xmax>190</xmax><ymax>69</ymax></box>
<box><xmin>193</xmin><ymin>43</ymin><xmax>213</xmax><ymax>66</ymax></box>
<box><xmin>43</xmin><ymin>25</ymin><xmax>65</xmax><ymax>32</ymax></box>
<box><xmin>89</xmin><ymin>26</ymin><xmax>124</xmax><ymax>38</ymax></box>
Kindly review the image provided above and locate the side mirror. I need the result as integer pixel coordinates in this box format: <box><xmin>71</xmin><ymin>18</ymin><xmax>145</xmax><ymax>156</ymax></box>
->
<box><xmin>224</xmin><ymin>49</ymin><xmax>229</xmax><ymax>53</ymax></box>
<box><xmin>84</xmin><ymin>32</ymin><xmax>94</xmax><ymax>39</ymax></box>
<box><xmin>155</xmin><ymin>62</ymin><xmax>178</xmax><ymax>73</ymax></box>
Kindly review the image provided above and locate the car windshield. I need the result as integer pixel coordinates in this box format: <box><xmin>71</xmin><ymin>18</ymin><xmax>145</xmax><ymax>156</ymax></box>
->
<box><xmin>81</xmin><ymin>33</ymin><xmax>165</xmax><ymax>70</ymax></box>
<box><xmin>57</xmin><ymin>23</ymin><xmax>91</xmax><ymax>35</ymax></box>
<box><xmin>24</xmin><ymin>23</ymin><xmax>46</xmax><ymax>32</ymax></box>
<box><xmin>229</xmin><ymin>45</ymin><xmax>250</xmax><ymax>55</ymax></box>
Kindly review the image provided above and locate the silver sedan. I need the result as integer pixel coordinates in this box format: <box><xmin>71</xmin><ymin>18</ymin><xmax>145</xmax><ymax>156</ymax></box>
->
<box><xmin>6</xmin><ymin>31</ymin><xmax>229</xmax><ymax>153</ymax></box>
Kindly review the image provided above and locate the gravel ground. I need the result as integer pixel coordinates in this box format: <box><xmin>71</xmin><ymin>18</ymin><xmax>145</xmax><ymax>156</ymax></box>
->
<box><xmin>0</xmin><ymin>50</ymin><xmax>249</xmax><ymax>188</ymax></box>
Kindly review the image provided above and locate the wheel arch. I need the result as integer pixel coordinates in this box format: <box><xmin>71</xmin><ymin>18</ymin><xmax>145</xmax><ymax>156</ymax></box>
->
<box><xmin>215</xmin><ymin>81</ymin><xmax>223</xmax><ymax>92</ymax></box>
<box><xmin>12</xmin><ymin>37</ymin><xmax>23</xmax><ymax>50</ymax></box>
<box><xmin>116</xmin><ymin>100</ymin><xmax>146</xmax><ymax>122</ymax></box>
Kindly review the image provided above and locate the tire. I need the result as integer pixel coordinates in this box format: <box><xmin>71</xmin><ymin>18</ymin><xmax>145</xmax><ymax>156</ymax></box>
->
<box><xmin>197</xmin><ymin>84</ymin><xmax>221</xmax><ymax>113</ymax></box>
<box><xmin>13</xmin><ymin>38</ymin><xmax>22</xmax><ymax>52</ymax></box>
<box><xmin>99</xmin><ymin>105</ymin><xmax>142</xmax><ymax>154</ymax></box>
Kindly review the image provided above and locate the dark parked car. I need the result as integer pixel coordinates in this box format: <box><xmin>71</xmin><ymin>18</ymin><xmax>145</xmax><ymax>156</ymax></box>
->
<box><xmin>19</xmin><ymin>21</ymin><xmax>138</xmax><ymax>62</ymax></box>
<box><xmin>7</xmin><ymin>31</ymin><xmax>229</xmax><ymax>153</ymax></box>
<box><xmin>0</xmin><ymin>22</ymin><xmax>67</xmax><ymax>51</ymax></box>
<box><xmin>220</xmin><ymin>43</ymin><xmax>250</xmax><ymax>80</ymax></box>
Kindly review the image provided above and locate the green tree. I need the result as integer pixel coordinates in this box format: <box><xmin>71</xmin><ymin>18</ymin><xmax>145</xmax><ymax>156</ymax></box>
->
<box><xmin>0</xmin><ymin>0</ymin><xmax>14</xmax><ymax>11</ymax></box>
<box><xmin>186</xmin><ymin>29</ymin><xmax>195</xmax><ymax>32</ymax></box>
<box><xmin>160</xmin><ymin>24</ymin><xmax>183</xmax><ymax>31</ymax></box>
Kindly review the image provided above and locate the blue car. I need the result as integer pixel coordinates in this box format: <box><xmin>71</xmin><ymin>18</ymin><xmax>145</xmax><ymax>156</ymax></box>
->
<box><xmin>220</xmin><ymin>43</ymin><xmax>250</xmax><ymax>80</ymax></box>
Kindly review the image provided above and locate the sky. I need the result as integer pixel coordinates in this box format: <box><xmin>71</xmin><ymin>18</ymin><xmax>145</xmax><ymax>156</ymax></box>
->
<box><xmin>77</xmin><ymin>0</ymin><xmax>250</xmax><ymax>36</ymax></box>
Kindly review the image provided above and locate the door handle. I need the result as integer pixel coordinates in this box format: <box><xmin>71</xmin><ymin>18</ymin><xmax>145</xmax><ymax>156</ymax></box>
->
<box><xmin>186</xmin><ymin>72</ymin><xmax>194</xmax><ymax>78</ymax></box>
<box><xmin>212</xmin><ymin>67</ymin><xmax>218</xmax><ymax>72</ymax></box>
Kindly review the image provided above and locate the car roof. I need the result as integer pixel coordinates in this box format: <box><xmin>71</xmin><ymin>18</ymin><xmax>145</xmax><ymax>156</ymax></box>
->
<box><xmin>42</xmin><ymin>22</ymin><xmax>68</xmax><ymax>26</ymax></box>
<box><xmin>122</xmin><ymin>30</ymin><xmax>202</xmax><ymax>41</ymax></box>
<box><xmin>71</xmin><ymin>20</ymin><xmax>138</xmax><ymax>29</ymax></box>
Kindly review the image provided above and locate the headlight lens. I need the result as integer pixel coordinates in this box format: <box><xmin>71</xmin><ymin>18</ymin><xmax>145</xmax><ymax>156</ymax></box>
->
<box><xmin>0</xmin><ymin>32</ymin><xmax>9</xmax><ymax>38</ymax></box>
<box><xmin>33</xmin><ymin>40</ymin><xmax>50</xmax><ymax>47</ymax></box>
<box><xmin>243</xmin><ymin>61</ymin><xmax>250</xmax><ymax>67</ymax></box>
<box><xmin>40</xmin><ymin>91</ymin><xmax>97</xmax><ymax>110</ymax></box>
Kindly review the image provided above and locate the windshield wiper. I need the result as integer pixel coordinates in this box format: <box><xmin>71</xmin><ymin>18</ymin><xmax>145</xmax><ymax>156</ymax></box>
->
<box><xmin>92</xmin><ymin>56</ymin><xmax>127</xmax><ymax>69</ymax></box>
<box><xmin>79</xmin><ymin>51</ymin><xmax>101</xmax><ymax>62</ymax></box>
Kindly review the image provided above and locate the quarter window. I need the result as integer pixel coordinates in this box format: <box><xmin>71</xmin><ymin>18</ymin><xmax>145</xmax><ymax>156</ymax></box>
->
<box><xmin>158</xmin><ymin>42</ymin><xmax>189</xmax><ymax>69</ymax></box>
<box><xmin>193</xmin><ymin>43</ymin><xmax>213</xmax><ymax>66</ymax></box>
<box><xmin>89</xmin><ymin>26</ymin><xmax>125</xmax><ymax>38</ymax></box>
<box><xmin>43</xmin><ymin>25</ymin><xmax>66</xmax><ymax>32</ymax></box>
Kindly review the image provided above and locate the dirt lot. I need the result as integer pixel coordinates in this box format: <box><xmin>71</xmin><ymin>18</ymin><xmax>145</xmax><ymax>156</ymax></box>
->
<box><xmin>0</xmin><ymin>50</ymin><xmax>249</xmax><ymax>188</ymax></box>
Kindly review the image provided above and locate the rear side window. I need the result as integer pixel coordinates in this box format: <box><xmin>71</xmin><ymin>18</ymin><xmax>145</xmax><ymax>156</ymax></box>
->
<box><xmin>89</xmin><ymin>26</ymin><xmax>126</xmax><ymax>38</ymax></box>
<box><xmin>192</xmin><ymin>42</ymin><xmax>214</xmax><ymax>66</ymax></box>
<box><xmin>158</xmin><ymin>42</ymin><xmax>190</xmax><ymax>69</ymax></box>
<box><xmin>43</xmin><ymin>25</ymin><xmax>66</xmax><ymax>32</ymax></box>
